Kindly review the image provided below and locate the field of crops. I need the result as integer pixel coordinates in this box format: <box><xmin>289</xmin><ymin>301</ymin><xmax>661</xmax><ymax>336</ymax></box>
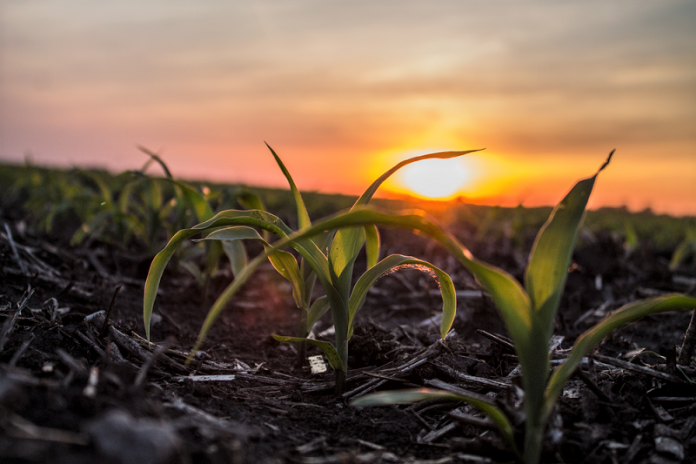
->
<box><xmin>1</xmin><ymin>153</ymin><xmax>695</xmax><ymax>464</ymax></box>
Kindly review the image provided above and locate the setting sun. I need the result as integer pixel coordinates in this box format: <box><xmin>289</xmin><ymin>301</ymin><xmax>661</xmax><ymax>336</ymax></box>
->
<box><xmin>401</xmin><ymin>158</ymin><xmax>471</xmax><ymax>199</ymax></box>
<box><xmin>1</xmin><ymin>2</ymin><xmax>694</xmax><ymax>215</ymax></box>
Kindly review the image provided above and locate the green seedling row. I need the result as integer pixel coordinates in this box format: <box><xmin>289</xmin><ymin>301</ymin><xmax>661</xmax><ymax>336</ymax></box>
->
<box><xmin>2</xmin><ymin>144</ymin><xmax>695</xmax><ymax>464</ymax></box>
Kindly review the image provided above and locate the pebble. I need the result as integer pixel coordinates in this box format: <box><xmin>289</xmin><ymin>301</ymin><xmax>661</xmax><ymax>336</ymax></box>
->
<box><xmin>654</xmin><ymin>436</ymin><xmax>684</xmax><ymax>461</ymax></box>
<box><xmin>88</xmin><ymin>409</ymin><xmax>181</xmax><ymax>464</ymax></box>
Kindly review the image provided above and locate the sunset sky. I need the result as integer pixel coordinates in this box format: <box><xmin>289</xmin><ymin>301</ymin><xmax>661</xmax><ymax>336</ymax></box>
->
<box><xmin>1</xmin><ymin>1</ymin><xmax>694</xmax><ymax>215</ymax></box>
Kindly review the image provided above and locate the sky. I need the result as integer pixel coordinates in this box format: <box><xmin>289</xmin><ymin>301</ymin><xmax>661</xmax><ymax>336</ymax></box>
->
<box><xmin>1</xmin><ymin>1</ymin><xmax>695</xmax><ymax>215</ymax></box>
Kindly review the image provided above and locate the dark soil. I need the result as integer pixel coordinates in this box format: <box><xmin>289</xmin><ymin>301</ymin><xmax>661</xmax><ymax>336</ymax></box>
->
<box><xmin>1</xmin><ymin>205</ymin><xmax>696</xmax><ymax>464</ymax></box>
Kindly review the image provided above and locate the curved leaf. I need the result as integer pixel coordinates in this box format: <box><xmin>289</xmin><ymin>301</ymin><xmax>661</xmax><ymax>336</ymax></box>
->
<box><xmin>670</xmin><ymin>233</ymin><xmax>696</xmax><ymax>271</ymax></box>
<box><xmin>201</xmin><ymin>226</ymin><xmax>305</xmax><ymax>308</ymax></box>
<box><xmin>365</xmin><ymin>224</ymin><xmax>381</xmax><ymax>268</ymax></box>
<box><xmin>203</xmin><ymin>225</ymin><xmax>266</xmax><ymax>242</ymax></box>
<box><xmin>144</xmin><ymin>228</ymin><xmax>201</xmax><ymax>339</ymax></box>
<box><xmin>235</xmin><ymin>189</ymin><xmax>266</xmax><ymax>212</ymax></box>
<box><xmin>222</xmin><ymin>240</ymin><xmax>248</xmax><ymax>277</ymax></box>
<box><xmin>267</xmin><ymin>250</ymin><xmax>305</xmax><ymax>308</ymax></box>
<box><xmin>138</xmin><ymin>146</ymin><xmax>173</xmax><ymax>179</ymax></box>
<box><xmin>195</xmin><ymin>226</ymin><xmax>250</xmax><ymax>279</ymax></box>
<box><xmin>354</xmin><ymin>149</ymin><xmax>483</xmax><ymax>207</ymax></box>
<box><xmin>143</xmin><ymin>210</ymin><xmax>330</xmax><ymax>340</ymax></box>
<box><xmin>525</xmin><ymin>150</ymin><xmax>613</xmax><ymax>332</ymax></box>
<box><xmin>272</xmin><ymin>334</ymin><xmax>344</xmax><ymax>371</ymax></box>
<box><xmin>306</xmin><ymin>295</ymin><xmax>330</xmax><ymax>332</ymax></box>
<box><xmin>171</xmin><ymin>180</ymin><xmax>214</xmax><ymax>222</ymax></box>
<box><xmin>182</xmin><ymin>207</ymin><xmax>529</xmax><ymax>365</ymax></box>
<box><xmin>193</xmin><ymin>209</ymin><xmax>294</xmax><ymax>235</ymax></box>
<box><xmin>117</xmin><ymin>177</ymin><xmax>144</xmax><ymax>215</ymax></box>
<box><xmin>347</xmin><ymin>254</ymin><xmax>456</xmax><ymax>340</ymax></box>
<box><xmin>266</xmin><ymin>143</ymin><xmax>311</xmax><ymax>230</ymax></box>
<box><xmin>329</xmin><ymin>149</ymin><xmax>482</xmax><ymax>301</ymax></box>
<box><xmin>329</xmin><ymin>225</ymin><xmax>365</xmax><ymax>293</ymax></box>
<box><xmin>78</xmin><ymin>170</ymin><xmax>114</xmax><ymax>207</ymax></box>
<box><xmin>280</xmin><ymin>207</ymin><xmax>532</xmax><ymax>346</ymax></box>
<box><xmin>543</xmin><ymin>293</ymin><xmax>696</xmax><ymax>423</ymax></box>
<box><xmin>351</xmin><ymin>388</ymin><xmax>518</xmax><ymax>456</ymax></box>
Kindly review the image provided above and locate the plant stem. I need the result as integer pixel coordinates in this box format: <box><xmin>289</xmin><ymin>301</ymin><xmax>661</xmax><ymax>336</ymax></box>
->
<box><xmin>335</xmin><ymin>338</ymin><xmax>349</xmax><ymax>395</ymax></box>
<box><xmin>295</xmin><ymin>310</ymin><xmax>308</xmax><ymax>368</ymax></box>
<box><xmin>523</xmin><ymin>422</ymin><xmax>544</xmax><ymax>464</ymax></box>
<box><xmin>296</xmin><ymin>341</ymin><xmax>307</xmax><ymax>368</ymax></box>
<box><xmin>523</xmin><ymin>386</ymin><xmax>546</xmax><ymax>464</ymax></box>
<box><xmin>335</xmin><ymin>369</ymin><xmax>346</xmax><ymax>396</ymax></box>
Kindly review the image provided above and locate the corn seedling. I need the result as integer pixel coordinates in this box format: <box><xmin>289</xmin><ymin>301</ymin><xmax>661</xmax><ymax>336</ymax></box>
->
<box><xmin>143</xmin><ymin>146</ymin><xmax>481</xmax><ymax>392</ymax></box>
<box><xmin>9</xmin><ymin>162</ymin><xmax>90</xmax><ymax>237</ymax></box>
<box><xmin>350</xmin><ymin>151</ymin><xmax>696</xmax><ymax>463</ymax></box>
<box><xmin>670</xmin><ymin>223</ymin><xmax>696</xmax><ymax>271</ymax></box>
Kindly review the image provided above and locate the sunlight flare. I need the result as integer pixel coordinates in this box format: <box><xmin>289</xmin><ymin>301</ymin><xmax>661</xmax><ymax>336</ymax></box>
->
<box><xmin>401</xmin><ymin>158</ymin><xmax>471</xmax><ymax>199</ymax></box>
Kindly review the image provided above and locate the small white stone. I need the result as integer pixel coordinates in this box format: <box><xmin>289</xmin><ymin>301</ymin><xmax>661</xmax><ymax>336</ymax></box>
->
<box><xmin>655</xmin><ymin>436</ymin><xmax>684</xmax><ymax>461</ymax></box>
<box><xmin>308</xmin><ymin>355</ymin><xmax>327</xmax><ymax>374</ymax></box>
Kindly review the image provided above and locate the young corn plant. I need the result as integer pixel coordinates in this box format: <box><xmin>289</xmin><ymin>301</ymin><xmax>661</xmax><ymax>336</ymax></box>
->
<box><xmin>349</xmin><ymin>151</ymin><xmax>696</xmax><ymax>463</ymax></box>
<box><xmin>670</xmin><ymin>223</ymin><xmax>696</xmax><ymax>271</ymax></box>
<box><xmin>143</xmin><ymin>146</ymin><xmax>481</xmax><ymax>393</ymax></box>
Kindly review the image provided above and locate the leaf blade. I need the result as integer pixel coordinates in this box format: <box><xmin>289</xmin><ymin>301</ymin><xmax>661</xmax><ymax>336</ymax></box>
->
<box><xmin>354</xmin><ymin>149</ymin><xmax>483</xmax><ymax>207</ymax></box>
<box><xmin>266</xmin><ymin>143</ymin><xmax>311</xmax><ymax>230</ymax></box>
<box><xmin>271</xmin><ymin>334</ymin><xmax>344</xmax><ymax>371</ymax></box>
<box><xmin>544</xmin><ymin>293</ymin><xmax>696</xmax><ymax>422</ymax></box>
<box><xmin>351</xmin><ymin>388</ymin><xmax>517</xmax><ymax>455</ymax></box>
<box><xmin>306</xmin><ymin>295</ymin><xmax>331</xmax><ymax>333</ymax></box>
<box><xmin>525</xmin><ymin>150</ymin><xmax>613</xmax><ymax>334</ymax></box>
<box><xmin>364</xmin><ymin>224</ymin><xmax>381</xmax><ymax>268</ymax></box>
<box><xmin>347</xmin><ymin>254</ymin><xmax>456</xmax><ymax>339</ymax></box>
<box><xmin>201</xmin><ymin>226</ymin><xmax>305</xmax><ymax>307</ymax></box>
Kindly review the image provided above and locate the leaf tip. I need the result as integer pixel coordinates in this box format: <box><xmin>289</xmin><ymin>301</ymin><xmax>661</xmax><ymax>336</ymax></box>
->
<box><xmin>598</xmin><ymin>149</ymin><xmax>615</xmax><ymax>174</ymax></box>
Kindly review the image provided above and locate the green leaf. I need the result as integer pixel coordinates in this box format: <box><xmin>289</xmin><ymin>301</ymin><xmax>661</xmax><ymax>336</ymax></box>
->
<box><xmin>138</xmin><ymin>146</ymin><xmax>174</xmax><ymax>179</ymax></box>
<box><xmin>354</xmin><ymin>149</ymin><xmax>483</xmax><ymax>207</ymax></box>
<box><xmin>267</xmin><ymin>250</ymin><xmax>305</xmax><ymax>308</ymax></box>
<box><xmin>78</xmin><ymin>170</ymin><xmax>114</xmax><ymax>208</ymax></box>
<box><xmin>117</xmin><ymin>177</ymin><xmax>142</xmax><ymax>215</ymax></box>
<box><xmin>145</xmin><ymin>177</ymin><xmax>164</xmax><ymax>211</ymax></box>
<box><xmin>266</xmin><ymin>143</ymin><xmax>311</xmax><ymax>230</ymax></box>
<box><xmin>143</xmin><ymin>210</ymin><xmax>331</xmax><ymax>341</ymax></box>
<box><xmin>201</xmin><ymin>226</ymin><xmax>305</xmax><ymax>308</ymax></box>
<box><xmin>670</xmin><ymin>229</ymin><xmax>696</xmax><ymax>271</ymax></box>
<box><xmin>271</xmin><ymin>334</ymin><xmax>344</xmax><ymax>371</ymax></box>
<box><xmin>329</xmin><ymin>226</ymin><xmax>365</xmax><ymax>288</ymax></box>
<box><xmin>669</xmin><ymin>241</ymin><xmax>693</xmax><ymax>271</ymax></box>
<box><xmin>347</xmin><ymin>254</ymin><xmax>456</xmax><ymax>340</ymax></box>
<box><xmin>187</xmin><ymin>232</ymin><xmax>337</xmax><ymax>363</ymax></box>
<box><xmin>179</xmin><ymin>260</ymin><xmax>205</xmax><ymax>287</ymax></box>
<box><xmin>623</xmin><ymin>220</ymin><xmax>639</xmax><ymax>254</ymax></box>
<box><xmin>172</xmin><ymin>180</ymin><xmax>214</xmax><ymax>222</ymax></box>
<box><xmin>192</xmin><ymin>222</ymin><xmax>251</xmax><ymax>279</ymax></box>
<box><xmin>544</xmin><ymin>293</ymin><xmax>696</xmax><ymax>423</ymax></box>
<box><xmin>277</xmin><ymin>206</ymin><xmax>532</xmax><ymax>346</ymax></box>
<box><xmin>178</xmin><ymin>206</ymin><xmax>527</xmax><ymax>366</ymax></box>
<box><xmin>328</xmin><ymin>149</ymin><xmax>481</xmax><ymax>298</ymax></box>
<box><xmin>351</xmin><ymin>388</ymin><xmax>518</xmax><ymax>455</ymax></box>
<box><xmin>144</xmin><ymin>228</ymin><xmax>201</xmax><ymax>339</ymax></box>
<box><xmin>222</xmin><ymin>240</ymin><xmax>248</xmax><ymax>277</ymax></box>
<box><xmin>365</xmin><ymin>224</ymin><xmax>380</xmax><ymax>268</ymax></box>
<box><xmin>235</xmin><ymin>189</ymin><xmax>266</xmax><ymax>212</ymax></box>
<box><xmin>519</xmin><ymin>152</ymin><xmax>613</xmax><ymax>461</ymax></box>
<box><xmin>525</xmin><ymin>150</ymin><xmax>613</xmax><ymax>330</ymax></box>
<box><xmin>306</xmin><ymin>296</ymin><xmax>330</xmax><ymax>332</ymax></box>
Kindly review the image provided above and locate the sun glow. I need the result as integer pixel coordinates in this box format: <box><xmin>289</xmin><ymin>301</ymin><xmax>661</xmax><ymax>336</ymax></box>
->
<box><xmin>370</xmin><ymin>148</ymin><xmax>532</xmax><ymax>204</ymax></box>
<box><xmin>401</xmin><ymin>158</ymin><xmax>471</xmax><ymax>199</ymax></box>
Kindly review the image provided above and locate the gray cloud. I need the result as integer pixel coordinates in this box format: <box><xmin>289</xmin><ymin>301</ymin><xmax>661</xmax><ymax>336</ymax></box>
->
<box><xmin>1</xmin><ymin>0</ymin><xmax>694</xmax><ymax>212</ymax></box>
